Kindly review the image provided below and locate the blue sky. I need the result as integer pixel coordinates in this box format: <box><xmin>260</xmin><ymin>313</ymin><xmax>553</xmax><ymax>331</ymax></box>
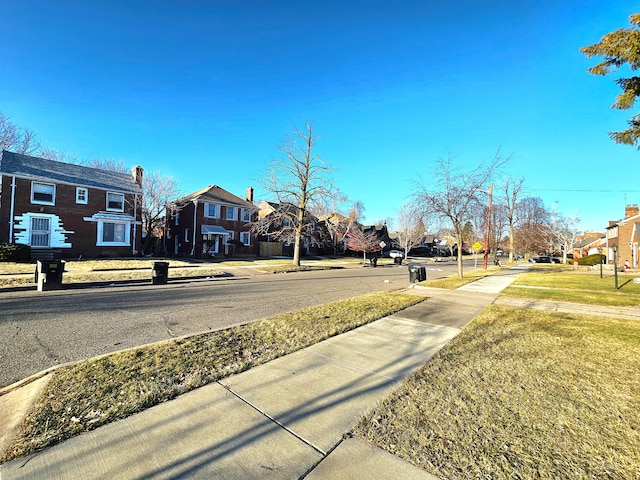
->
<box><xmin>1</xmin><ymin>1</ymin><xmax>638</xmax><ymax>232</ymax></box>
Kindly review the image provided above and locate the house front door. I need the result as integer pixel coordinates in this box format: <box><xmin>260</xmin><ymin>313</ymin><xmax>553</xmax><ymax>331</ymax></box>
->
<box><xmin>30</xmin><ymin>217</ymin><xmax>51</xmax><ymax>248</ymax></box>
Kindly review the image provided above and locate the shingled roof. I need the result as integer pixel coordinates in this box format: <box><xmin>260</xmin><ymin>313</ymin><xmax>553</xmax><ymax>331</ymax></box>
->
<box><xmin>0</xmin><ymin>150</ymin><xmax>142</xmax><ymax>195</ymax></box>
<box><xmin>174</xmin><ymin>184</ymin><xmax>253</xmax><ymax>207</ymax></box>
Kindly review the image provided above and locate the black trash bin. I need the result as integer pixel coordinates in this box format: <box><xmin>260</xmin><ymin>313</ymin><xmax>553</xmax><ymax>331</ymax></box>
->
<box><xmin>152</xmin><ymin>261</ymin><xmax>169</xmax><ymax>285</ymax></box>
<box><xmin>36</xmin><ymin>260</ymin><xmax>64</xmax><ymax>292</ymax></box>
<box><xmin>408</xmin><ymin>263</ymin><xmax>427</xmax><ymax>283</ymax></box>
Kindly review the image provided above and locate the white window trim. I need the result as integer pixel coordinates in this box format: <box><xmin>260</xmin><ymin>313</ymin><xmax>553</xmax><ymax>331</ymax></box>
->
<box><xmin>106</xmin><ymin>192</ymin><xmax>125</xmax><ymax>212</ymax></box>
<box><xmin>76</xmin><ymin>187</ymin><xmax>88</xmax><ymax>204</ymax></box>
<box><xmin>240</xmin><ymin>232</ymin><xmax>251</xmax><ymax>246</ymax></box>
<box><xmin>31</xmin><ymin>181</ymin><xmax>56</xmax><ymax>206</ymax></box>
<box><xmin>226</xmin><ymin>206</ymin><xmax>236</xmax><ymax>221</ymax></box>
<box><xmin>241</xmin><ymin>208</ymin><xmax>251</xmax><ymax>222</ymax></box>
<box><xmin>204</xmin><ymin>203</ymin><xmax>220</xmax><ymax>219</ymax></box>
<box><xmin>185</xmin><ymin>228</ymin><xmax>190</xmax><ymax>243</ymax></box>
<box><xmin>228</xmin><ymin>231</ymin><xmax>235</xmax><ymax>241</ymax></box>
<box><xmin>96</xmin><ymin>220</ymin><xmax>131</xmax><ymax>247</ymax></box>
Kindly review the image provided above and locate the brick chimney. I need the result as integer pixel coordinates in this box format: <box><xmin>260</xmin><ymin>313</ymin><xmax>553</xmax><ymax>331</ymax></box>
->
<box><xmin>132</xmin><ymin>165</ymin><xmax>143</xmax><ymax>187</ymax></box>
<box><xmin>625</xmin><ymin>204</ymin><xmax>639</xmax><ymax>219</ymax></box>
<box><xmin>246</xmin><ymin>186</ymin><xmax>254</xmax><ymax>203</ymax></box>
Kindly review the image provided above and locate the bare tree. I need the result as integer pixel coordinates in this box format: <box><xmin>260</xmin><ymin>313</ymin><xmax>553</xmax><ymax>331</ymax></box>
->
<box><xmin>255</xmin><ymin>123</ymin><xmax>337</xmax><ymax>266</ymax></box>
<box><xmin>85</xmin><ymin>157</ymin><xmax>130</xmax><ymax>174</ymax></box>
<box><xmin>502</xmin><ymin>177</ymin><xmax>525</xmax><ymax>262</ymax></box>
<box><xmin>0</xmin><ymin>113</ymin><xmax>41</xmax><ymax>155</ymax></box>
<box><xmin>317</xmin><ymin>200</ymin><xmax>365</xmax><ymax>255</ymax></box>
<box><xmin>39</xmin><ymin>147</ymin><xmax>81</xmax><ymax>164</ymax></box>
<box><xmin>139</xmin><ymin>171</ymin><xmax>181</xmax><ymax>253</ymax></box>
<box><xmin>395</xmin><ymin>203</ymin><xmax>425</xmax><ymax>263</ymax></box>
<box><xmin>85</xmin><ymin>158</ymin><xmax>180</xmax><ymax>254</ymax></box>
<box><xmin>490</xmin><ymin>203</ymin><xmax>508</xmax><ymax>255</ymax></box>
<box><xmin>549</xmin><ymin>210</ymin><xmax>581</xmax><ymax>263</ymax></box>
<box><xmin>414</xmin><ymin>152</ymin><xmax>508</xmax><ymax>278</ymax></box>
<box><xmin>513</xmin><ymin>196</ymin><xmax>550</xmax><ymax>257</ymax></box>
<box><xmin>346</xmin><ymin>226</ymin><xmax>382</xmax><ymax>264</ymax></box>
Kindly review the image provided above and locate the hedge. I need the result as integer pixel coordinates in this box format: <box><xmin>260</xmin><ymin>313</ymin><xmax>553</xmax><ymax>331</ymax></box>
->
<box><xmin>0</xmin><ymin>243</ymin><xmax>31</xmax><ymax>262</ymax></box>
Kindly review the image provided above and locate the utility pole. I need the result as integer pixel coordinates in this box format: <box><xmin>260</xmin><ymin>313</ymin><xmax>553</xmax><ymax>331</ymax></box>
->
<box><xmin>613</xmin><ymin>244</ymin><xmax>619</xmax><ymax>289</ymax></box>
<box><xmin>483</xmin><ymin>184</ymin><xmax>493</xmax><ymax>270</ymax></box>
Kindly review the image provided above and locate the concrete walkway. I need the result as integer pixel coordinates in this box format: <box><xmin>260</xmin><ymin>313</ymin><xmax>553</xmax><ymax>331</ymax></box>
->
<box><xmin>0</xmin><ymin>269</ymin><xmax>523</xmax><ymax>479</ymax></box>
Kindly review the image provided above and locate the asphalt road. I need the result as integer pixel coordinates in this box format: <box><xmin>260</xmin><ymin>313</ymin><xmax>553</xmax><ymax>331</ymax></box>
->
<box><xmin>0</xmin><ymin>260</ymin><xmax>467</xmax><ymax>388</ymax></box>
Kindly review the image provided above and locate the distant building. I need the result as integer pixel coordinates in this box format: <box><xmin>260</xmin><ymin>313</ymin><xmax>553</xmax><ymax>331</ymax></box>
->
<box><xmin>606</xmin><ymin>204</ymin><xmax>639</xmax><ymax>267</ymax></box>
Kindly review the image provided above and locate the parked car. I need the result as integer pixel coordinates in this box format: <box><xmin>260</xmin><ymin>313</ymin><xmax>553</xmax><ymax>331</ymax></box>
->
<box><xmin>388</xmin><ymin>250</ymin><xmax>405</xmax><ymax>259</ymax></box>
<box><xmin>530</xmin><ymin>256</ymin><xmax>560</xmax><ymax>264</ymax></box>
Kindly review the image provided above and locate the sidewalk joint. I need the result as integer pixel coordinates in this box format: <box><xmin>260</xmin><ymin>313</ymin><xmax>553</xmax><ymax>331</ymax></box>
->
<box><xmin>217</xmin><ymin>381</ymin><xmax>326</xmax><ymax>456</ymax></box>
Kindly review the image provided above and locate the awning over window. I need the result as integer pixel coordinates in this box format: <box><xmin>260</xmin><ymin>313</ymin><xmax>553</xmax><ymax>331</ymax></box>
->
<box><xmin>83</xmin><ymin>213</ymin><xmax>136</xmax><ymax>222</ymax></box>
<box><xmin>201</xmin><ymin>225</ymin><xmax>229</xmax><ymax>235</ymax></box>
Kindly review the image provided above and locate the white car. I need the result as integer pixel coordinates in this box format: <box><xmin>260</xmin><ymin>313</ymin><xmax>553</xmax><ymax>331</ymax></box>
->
<box><xmin>388</xmin><ymin>250</ymin><xmax>404</xmax><ymax>259</ymax></box>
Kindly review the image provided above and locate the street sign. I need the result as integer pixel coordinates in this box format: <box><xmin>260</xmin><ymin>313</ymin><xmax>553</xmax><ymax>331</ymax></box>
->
<box><xmin>472</xmin><ymin>241</ymin><xmax>483</xmax><ymax>252</ymax></box>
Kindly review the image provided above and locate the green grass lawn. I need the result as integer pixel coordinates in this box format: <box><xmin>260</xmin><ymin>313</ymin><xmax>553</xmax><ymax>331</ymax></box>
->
<box><xmin>503</xmin><ymin>270</ymin><xmax>640</xmax><ymax>306</ymax></box>
<box><xmin>354</xmin><ymin>306</ymin><xmax>640</xmax><ymax>479</ymax></box>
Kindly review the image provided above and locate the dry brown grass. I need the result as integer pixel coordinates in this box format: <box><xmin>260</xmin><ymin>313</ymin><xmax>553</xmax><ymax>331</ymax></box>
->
<box><xmin>421</xmin><ymin>267</ymin><xmax>499</xmax><ymax>289</ymax></box>
<box><xmin>0</xmin><ymin>261</ymin><xmax>224</xmax><ymax>287</ymax></box>
<box><xmin>1</xmin><ymin>292</ymin><xmax>423</xmax><ymax>463</ymax></box>
<box><xmin>354</xmin><ymin>306</ymin><xmax>640</xmax><ymax>479</ymax></box>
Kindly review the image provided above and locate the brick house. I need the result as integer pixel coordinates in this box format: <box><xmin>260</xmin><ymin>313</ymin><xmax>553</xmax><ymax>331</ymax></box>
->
<box><xmin>166</xmin><ymin>185</ymin><xmax>257</xmax><ymax>257</ymax></box>
<box><xmin>605</xmin><ymin>204</ymin><xmax>639</xmax><ymax>267</ymax></box>
<box><xmin>0</xmin><ymin>150</ymin><xmax>143</xmax><ymax>259</ymax></box>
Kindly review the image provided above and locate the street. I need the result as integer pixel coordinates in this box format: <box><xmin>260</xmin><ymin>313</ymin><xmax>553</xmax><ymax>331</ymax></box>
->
<box><xmin>0</xmin><ymin>260</ymin><xmax>469</xmax><ymax>387</ymax></box>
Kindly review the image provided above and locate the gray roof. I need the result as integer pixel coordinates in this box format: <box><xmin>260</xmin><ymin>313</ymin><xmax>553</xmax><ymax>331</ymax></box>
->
<box><xmin>175</xmin><ymin>184</ymin><xmax>253</xmax><ymax>207</ymax></box>
<box><xmin>0</xmin><ymin>150</ymin><xmax>142</xmax><ymax>195</ymax></box>
<box><xmin>574</xmin><ymin>237</ymin><xmax>603</xmax><ymax>249</ymax></box>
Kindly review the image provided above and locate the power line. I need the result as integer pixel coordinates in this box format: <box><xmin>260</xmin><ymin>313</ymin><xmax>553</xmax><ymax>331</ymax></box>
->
<box><xmin>524</xmin><ymin>188</ymin><xmax>640</xmax><ymax>194</ymax></box>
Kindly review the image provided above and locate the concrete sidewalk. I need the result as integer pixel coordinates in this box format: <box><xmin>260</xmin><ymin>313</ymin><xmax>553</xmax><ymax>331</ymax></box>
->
<box><xmin>0</xmin><ymin>269</ymin><xmax>522</xmax><ymax>479</ymax></box>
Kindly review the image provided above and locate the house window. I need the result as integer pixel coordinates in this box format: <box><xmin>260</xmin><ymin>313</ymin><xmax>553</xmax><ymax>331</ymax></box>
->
<box><xmin>283</xmin><ymin>218</ymin><xmax>292</xmax><ymax>228</ymax></box>
<box><xmin>226</xmin><ymin>206</ymin><xmax>236</xmax><ymax>221</ymax></box>
<box><xmin>76</xmin><ymin>187</ymin><xmax>88</xmax><ymax>204</ymax></box>
<box><xmin>228</xmin><ymin>231</ymin><xmax>235</xmax><ymax>241</ymax></box>
<box><xmin>241</xmin><ymin>208</ymin><xmax>251</xmax><ymax>222</ymax></box>
<box><xmin>240</xmin><ymin>232</ymin><xmax>251</xmax><ymax>246</ymax></box>
<box><xmin>30</xmin><ymin>217</ymin><xmax>51</xmax><ymax>247</ymax></box>
<box><xmin>106</xmin><ymin>192</ymin><xmax>125</xmax><ymax>212</ymax></box>
<box><xmin>174</xmin><ymin>211</ymin><xmax>179</xmax><ymax>225</ymax></box>
<box><xmin>205</xmin><ymin>203</ymin><xmax>220</xmax><ymax>218</ymax></box>
<box><xmin>185</xmin><ymin>228</ymin><xmax>190</xmax><ymax>243</ymax></box>
<box><xmin>97</xmin><ymin>221</ymin><xmax>130</xmax><ymax>246</ymax></box>
<box><xmin>31</xmin><ymin>182</ymin><xmax>55</xmax><ymax>205</ymax></box>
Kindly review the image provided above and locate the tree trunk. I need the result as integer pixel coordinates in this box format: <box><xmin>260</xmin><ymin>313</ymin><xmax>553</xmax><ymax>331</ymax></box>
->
<box><xmin>456</xmin><ymin>231</ymin><xmax>464</xmax><ymax>278</ymax></box>
<box><xmin>509</xmin><ymin>223</ymin><xmax>514</xmax><ymax>263</ymax></box>
<box><xmin>293</xmin><ymin>229</ymin><xmax>302</xmax><ymax>266</ymax></box>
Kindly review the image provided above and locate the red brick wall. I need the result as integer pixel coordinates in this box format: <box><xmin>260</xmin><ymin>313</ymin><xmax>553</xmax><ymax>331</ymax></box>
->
<box><xmin>0</xmin><ymin>176</ymin><xmax>141</xmax><ymax>258</ymax></box>
<box><xmin>166</xmin><ymin>201</ymin><xmax>258</xmax><ymax>257</ymax></box>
